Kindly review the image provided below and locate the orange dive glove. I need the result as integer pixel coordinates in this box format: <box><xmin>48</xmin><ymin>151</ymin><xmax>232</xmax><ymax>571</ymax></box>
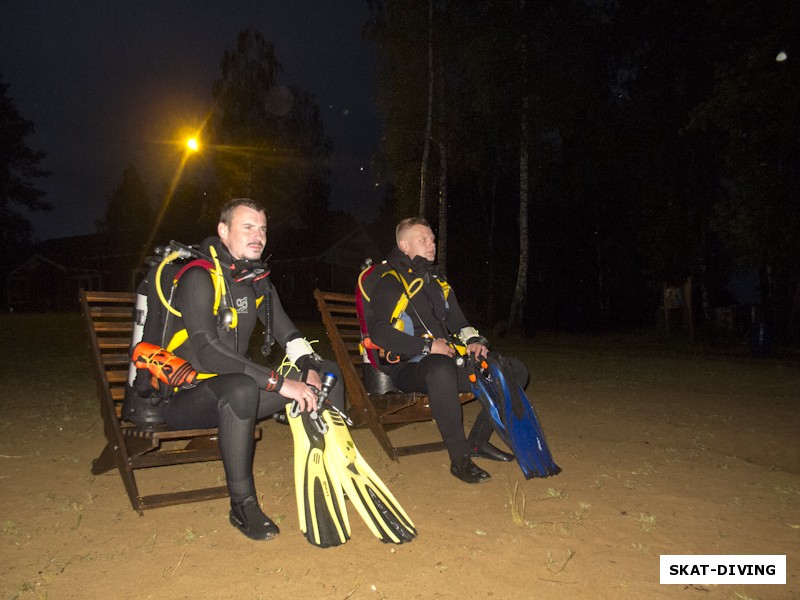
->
<box><xmin>132</xmin><ymin>342</ymin><xmax>199</xmax><ymax>390</ymax></box>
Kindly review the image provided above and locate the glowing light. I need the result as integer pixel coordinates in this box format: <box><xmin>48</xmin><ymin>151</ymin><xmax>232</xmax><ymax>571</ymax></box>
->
<box><xmin>138</xmin><ymin>113</ymin><xmax>211</xmax><ymax>268</ymax></box>
<box><xmin>776</xmin><ymin>51</ymin><xmax>787</xmax><ymax>62</ymax></box>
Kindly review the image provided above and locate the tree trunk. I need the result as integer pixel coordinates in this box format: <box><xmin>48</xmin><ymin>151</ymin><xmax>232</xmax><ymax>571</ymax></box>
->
<box><xmin>509</xmin><ymin>96</ymin><xmax>530</xmax><ymax>334</ymax></box>
<box><xmin>487</xmin><ymin>177</ymin><xmax>498</xmax><ymax>322</ymax></box>
<box><xmin>594</xmin><ymin>199</ymin><xmax>609</xmax><ymax>326</ymax></box>
<box><xmin>508</xmin><ymin>0</ymin><xmax>529</xmax><ymax>334</ymax></box>
<box><xmin>436</xmin><ymin>53</ymin><xmax>448</xmax><ymax>274</ymax></box>
<box><xmin>437</xmin><ymin>139</ymin><xmax>448</xmax><ymax>272</ymax></box>
<box><xmin>419</xmin><ymin>0</ymin><xmax>434</xmax><ymax>217</ymax></box>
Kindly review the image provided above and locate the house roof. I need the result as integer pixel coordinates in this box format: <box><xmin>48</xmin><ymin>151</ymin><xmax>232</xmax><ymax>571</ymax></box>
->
<box><xmin>8</xmin><ymin>254</ymin><xmax>71</xmax><ymax>277</ymax></box>
<box><xmin>14</xmin><ymin>216</ymin><xmax>379</xmax><ymax>277</ymax></box>
<box><xmin>32</xmin><ymin>230</ymin><xmax>149</xmax><ymax>271</ymax></box>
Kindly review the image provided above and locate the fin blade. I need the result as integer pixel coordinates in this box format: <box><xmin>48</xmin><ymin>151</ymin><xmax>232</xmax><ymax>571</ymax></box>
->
<box><xmin>471</xmin><ymin>375</ymin><xmax>511</xmax><ymax>447</ymax></box>
<box><xmin>287</xmin><ymin>404</ymin><xmax>311</xmax><ymax>534</ymax></box>
<box><xmin>321</xmin><ymin>410</ymin><xmax>417</xmax><ymax>544</ymax></box>
<box><xmin>490</xmin><ymin>360</ymin><xmax>561</xmax><ymax>479</ymax></box>
<box><xmin>305</xmin><ymin>448</ymin><xmax>349</xmax><ymax>547</ymax></box>
<box><xmin>288</xmin><ymin>405</ymin><xmax>350</xmax><ymax>547</ymax></box>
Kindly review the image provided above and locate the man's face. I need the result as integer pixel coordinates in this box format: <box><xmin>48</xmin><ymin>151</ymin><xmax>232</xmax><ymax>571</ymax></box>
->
<box><xmin>218</xmin><ymin>205</ymin><xmax>267</xmax><ymax>261</ymax></box>
<box><xmin>399</xmin><ymin>224</ymin><xmax>436</xmax><ymax>262</ymax></box>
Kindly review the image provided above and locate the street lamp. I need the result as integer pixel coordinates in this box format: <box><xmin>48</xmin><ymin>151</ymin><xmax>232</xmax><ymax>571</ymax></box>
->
<box><xmin>139</xmin><ymin>130</ymin><xmax>203</xmax><ymax>267</ymax></box>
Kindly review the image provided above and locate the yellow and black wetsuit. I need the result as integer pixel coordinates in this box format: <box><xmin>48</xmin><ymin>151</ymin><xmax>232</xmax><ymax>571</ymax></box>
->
<box><xmin>159</xmin><ymin>237</ymin><xmax>343</xmax><ymax>503</ymax></box>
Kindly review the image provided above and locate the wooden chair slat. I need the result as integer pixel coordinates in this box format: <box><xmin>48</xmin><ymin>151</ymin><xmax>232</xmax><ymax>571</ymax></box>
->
<box><xmin>92</xmin><ymin>322</ymin><xmax>134</xmax><ymax>333</ymax></box>
<box><xmin>313</xmin><ymin>288</ymin><xmax>473</xmax><ymax>461</ymax></box>
<box><xmin>98</xmin><ymin>338</ymin><xmax>134</xmax><ymax>349</ymax></box>
<box><xmin>80</xmin><ymin>288</ymin><xmax>261</xmax><ymax>514</ymax></box>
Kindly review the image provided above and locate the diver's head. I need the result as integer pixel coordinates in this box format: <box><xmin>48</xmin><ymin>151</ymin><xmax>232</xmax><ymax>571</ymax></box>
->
<box><xmin>218</xmin><ymin>198</ymin><xmax>267</xmax><ymax>261</ymax></box>
<box><xmin>396</xmin><ymin>217</ymin><xmax>436</xmax><ymax>262</ymax></box>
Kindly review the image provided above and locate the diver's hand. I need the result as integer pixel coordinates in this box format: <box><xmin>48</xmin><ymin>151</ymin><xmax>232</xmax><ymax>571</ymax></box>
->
<box><xmin>466</xmin><ymin>342</ymin><xmax>489</xmax><ymax>360</ymax></box>
<box><xmin>279</xmin><ymin>378</ymin><xmax>318</xmax><ymax>412</ymax></box>
<box><xmin>431</xmin><ymin>338</ymin><xmax>455</xmax><ymax>357</ymax></box>
<box><xmin>304</xmin><ymin>368</ymin><xmax>322</xmax><ymax>391</ymax></box>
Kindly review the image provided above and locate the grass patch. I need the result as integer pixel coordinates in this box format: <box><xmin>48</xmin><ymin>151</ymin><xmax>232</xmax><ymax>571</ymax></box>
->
<box><xmin>3</xmin><ymin>520</ymin><xmax>19</xmax><ymax>537</ymax></box>
<box><xmin>0</xmin><ymin>313</ymin><xmax>95</xmax><ymax>416</ymax></box>
<box><xmin>570</xmin><ymin>502</ymin><xmax>590</xmax><ymax>521</ymax></box>
<box><xmin>545</xmin><ymin>485</ymin><xmax>568</xmax><ymax>500</ymax></box>
<box><xmin>636</xmin><ymin>513</ymin><xmax>656</xmax><ymax>532</ymax></box>
<box><xmin>506</xmin><ymin>478</ymin><xmax>527</xmax><ymax>526</ymax></box>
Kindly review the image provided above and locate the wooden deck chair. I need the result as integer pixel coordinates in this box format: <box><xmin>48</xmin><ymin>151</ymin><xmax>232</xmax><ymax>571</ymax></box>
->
<box><xmin>80</xmin><ymin>289</ymin><xmax>261</xmax><ymax>514</ymax></box>
<box><xmin>313</xmin><ymin>289</ymin><xmax>473</xmax><ymax>461</ymax></box>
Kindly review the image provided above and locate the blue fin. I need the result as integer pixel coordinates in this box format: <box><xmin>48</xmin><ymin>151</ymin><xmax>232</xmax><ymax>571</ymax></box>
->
<box><xmin>488</xmin><ymin>356</ymin><xmax>561</xmax><ymax>479</ymax></box>
<box><xmin>469</xmin><ymin>359</ymin><xmax>511</xmax><ymax>447</ymax></box>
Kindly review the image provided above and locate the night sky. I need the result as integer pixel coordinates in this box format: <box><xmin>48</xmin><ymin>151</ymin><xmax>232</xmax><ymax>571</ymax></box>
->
<box><xmin>0</xmin><ymin>1</ymin><xmax>383</xmax><ymax>241</ymax></box>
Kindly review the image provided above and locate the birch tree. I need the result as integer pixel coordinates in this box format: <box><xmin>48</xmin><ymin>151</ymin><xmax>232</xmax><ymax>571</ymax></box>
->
<box><xmin>419</xmin><ymin>0</ymin><xmax>434</xmax><ymax>217</ymax></box>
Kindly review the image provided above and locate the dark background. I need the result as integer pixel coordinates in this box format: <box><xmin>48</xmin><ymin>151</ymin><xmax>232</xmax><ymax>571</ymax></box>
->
<box><xmin>2</xmin><ymin>1</ymin><xmax>799</xmax><ymax>346</ymax></box>
<box><xmin>0</xmin><ymin>0</ymin><xmax>383</xmax><ymax>240</ymax></box>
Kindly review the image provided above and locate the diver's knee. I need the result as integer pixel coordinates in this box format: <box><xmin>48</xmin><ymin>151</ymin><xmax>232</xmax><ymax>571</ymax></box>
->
<box><xmin>423</xmin><ymin>354</ymin><xmax>457</xmax><ymax>384</ymax></box>
<box><xmin>217</xmin><ymin>373</ymin><xmax>259</xmax><ymax>418</ymax></box>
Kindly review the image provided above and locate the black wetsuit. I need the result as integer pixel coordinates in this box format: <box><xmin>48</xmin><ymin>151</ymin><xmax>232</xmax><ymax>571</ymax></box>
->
<box><xmin>160</xmin><ymin>237</ymin><xmax>343</xmax><ymax>502</ymax></box>
<box><xmin>367</xmin><ymin>247</ymin><xmax>528</xmax><ymax>462</ymax></box>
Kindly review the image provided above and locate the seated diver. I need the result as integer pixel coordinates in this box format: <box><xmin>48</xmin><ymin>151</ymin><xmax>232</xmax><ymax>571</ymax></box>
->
<box><xmin>364</xmin><ymin>217</ymin><xmax>529</xmax><ymax>483</ymax></box>
<box><xmin>149</xmin><ymin>198</ymin><xmax>344</xmax><ymax>540</ymax></box>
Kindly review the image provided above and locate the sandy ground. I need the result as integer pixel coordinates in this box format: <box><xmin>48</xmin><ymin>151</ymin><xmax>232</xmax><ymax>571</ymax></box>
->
<box><xmin>1</xmin><ymin>319</ymin><xmax>798</xmax><ymax>600</ymax></box>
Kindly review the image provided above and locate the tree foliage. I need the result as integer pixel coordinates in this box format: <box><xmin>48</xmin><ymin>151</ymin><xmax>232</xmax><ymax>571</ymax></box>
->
<box><xmin>686</xmin><ymin>0</ymin><xmax>800</xmax><ymax>268</ymax></box>
<box><xmin>368</xmin><ymin>1</ymin><xmax>610</xmax><ymax>331</ymax></box>
<box><xmin>0</xmin><ymin>77</ymin><xmax>50</xmax><ymax>251</ymax></box>
<box><xmin>367</xmin><ymin>2</ymin><xmax>432</xmax><ymax>219</ymax></box>
<box><xmin>367</xmin><ymin>0</ymin><xmax>800</xmax><ymax>335</ymax></box>
<box><xmin>96</xmin><ymin>167</ymin><xmax>154</xmax><ymax>233</ymax></box>
<box><xmin>208</xmin><ymin>29</ymin><xmax>332</xmax><ymax>224</ymax></box>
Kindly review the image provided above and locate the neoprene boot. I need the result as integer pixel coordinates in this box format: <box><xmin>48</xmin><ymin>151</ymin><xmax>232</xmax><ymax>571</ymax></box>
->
<box><xmin>469</xmin><ymin>440</ymin><xmax>514</xmax><ymax>462</ymax></box>
<box><xmin>450</xmin><ymin>457</ymin><xmax>491</xmax><ymax>484</ymax></box>
<box><xmin>229</xmin><ymin>496</ymin><xmax>280</xmax><ymax>540</ymax></box>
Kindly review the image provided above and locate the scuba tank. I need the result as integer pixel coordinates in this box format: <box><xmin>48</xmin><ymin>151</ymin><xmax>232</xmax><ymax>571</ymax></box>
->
<box><xmin>126</xmin><ymin>279</ymin><xmax>149</xmax><ymax>388</ymax></box>
<box><xmin>122</xmin><ymin>266</ymin><xmax>171</xmax><ymax>428</ymax></box>
<box><xmin>122</xmin><ymin>242</ymin><xmax>198</xmax><ymax>427</ymax></box>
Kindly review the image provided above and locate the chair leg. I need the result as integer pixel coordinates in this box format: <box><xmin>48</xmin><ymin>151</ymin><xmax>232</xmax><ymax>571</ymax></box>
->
<box><xmin>91</xmin><ymin>442</ymin><xmax>118</xmax><ymax>475</ymax></box>
<box><xmin>93</xmin><ymin>440</ymin><xmax>145</xmax><ymax>514</ymax></box>
<box><xmin>117</xmin><ymin>458</ymin><xmax>144</xmax><ymax>516</ymax></box>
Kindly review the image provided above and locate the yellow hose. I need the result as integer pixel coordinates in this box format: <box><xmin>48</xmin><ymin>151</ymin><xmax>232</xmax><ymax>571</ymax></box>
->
<box><xmin>209</xmin><ymin>246</ymin><xmax>224</xmax><ymax>315</ymax></box>
<box><xmin>155</xmin><ymin>251</ymin><xmax>183</xmax><ymax>317</ymax></box>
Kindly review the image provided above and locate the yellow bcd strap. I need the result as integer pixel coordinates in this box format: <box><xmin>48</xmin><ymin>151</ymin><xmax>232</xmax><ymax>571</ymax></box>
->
<box><xmin>155</xmin><ymin>245</ymin><xmax>233</xmax><ymax>321</ymax></box>
<box><xmin>152</xmin><ymin>245</ymin><xmax>239</xmax><ymax>355</ymax></box>
<box><xmin>358</xmin><ymin>262</ymin><xmax>450</xmax><ymax>331</ymax></box>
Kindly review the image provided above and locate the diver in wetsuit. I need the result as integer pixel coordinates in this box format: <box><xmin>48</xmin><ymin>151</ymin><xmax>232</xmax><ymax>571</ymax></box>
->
<box><xmin>365</xmin><ymin>217</ymin><xmax>528</xmax><ymax>484</ymax></box>
<box><xmin>161</xmin><ymin>198</ymin><xmax>343</xmax><ymax>541</ymax></box>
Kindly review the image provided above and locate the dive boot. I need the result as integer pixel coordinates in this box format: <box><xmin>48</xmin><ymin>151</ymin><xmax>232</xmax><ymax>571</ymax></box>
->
<box><xmin>469</xmin><ymin>440</ymin><xmax>514</xmax><ymax>462</ymax></box>
<box><xmin>229</xmin><ymin>496</ymin><xmax>280</xmax><ymax>540</ymax></box>
<box><xmin>450</xmin><ymin>457</ymin><xmax>491</xmax><ymax>484</ymax></box>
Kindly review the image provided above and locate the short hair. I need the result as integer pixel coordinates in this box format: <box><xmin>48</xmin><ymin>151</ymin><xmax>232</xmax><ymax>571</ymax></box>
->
<box><xmin>395</xmin><ymin>217</ymin><xmax>431</xmax><ymax>244</ymax></box>
<box><xmin>219</xmin><ymin>198</ymin><xmax>266</xmax><ymax>226</ymax></box>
